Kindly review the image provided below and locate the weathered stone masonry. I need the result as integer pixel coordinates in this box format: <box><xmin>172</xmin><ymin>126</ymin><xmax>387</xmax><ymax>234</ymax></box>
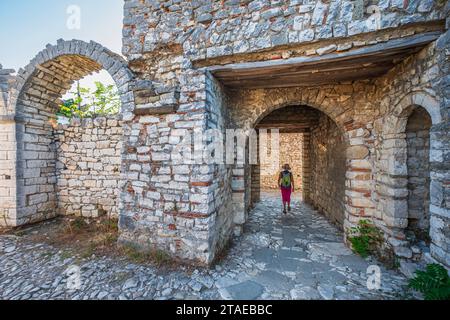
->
<box><xmin>0</xmin><ymin>65</ymin><xmax>16</xmax><ymax>226</ymax></box>
<box><xmin>1</xmin><ymin>1</ymin><xmax>449</xmax><ymax>268</ymax></box>
<box><xmin>310</xmin><ymin>114</ymin><xmax>347</xmax><ymax>228</ymax></box>
<box><xmin>55</xmin><ymin>117</ymin><xmax>123</xmax><ymax>218</ymax></box>
<box><xmin>118</xmin><ymin>0</ymin><xmax>449</xmax><ymax>267</ymax></box>
<box><xmin>260</xmin><ymin>133</ymin><xmax>305</xmax><ymax>191</ymax></box>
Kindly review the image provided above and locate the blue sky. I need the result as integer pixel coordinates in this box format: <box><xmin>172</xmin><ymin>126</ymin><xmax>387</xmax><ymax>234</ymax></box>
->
<box><xmin>0</xmin><ymin>0</ymin><xmax>124</xmax><ymax>71</ymax></box>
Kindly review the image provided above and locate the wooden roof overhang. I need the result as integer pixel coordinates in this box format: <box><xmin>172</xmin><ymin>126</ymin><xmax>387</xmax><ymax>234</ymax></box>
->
<box><xmin>207</xmin><ymin>32</ymin><xmax>441</xmax><ymax>89</ymax></box>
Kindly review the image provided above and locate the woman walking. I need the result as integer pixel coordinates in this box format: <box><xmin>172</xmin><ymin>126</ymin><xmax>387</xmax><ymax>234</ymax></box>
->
<box><xmin>279</xmin><ymin>164</ymin><xmax>295</xmax><ymax>215</ymax></box>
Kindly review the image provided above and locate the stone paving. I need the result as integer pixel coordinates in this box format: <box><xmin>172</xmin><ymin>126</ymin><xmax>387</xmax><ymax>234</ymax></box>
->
<box><xmin>0</xmin><ymin>191</ymin><xmax>410</xmax><ymax>300</ymax></box>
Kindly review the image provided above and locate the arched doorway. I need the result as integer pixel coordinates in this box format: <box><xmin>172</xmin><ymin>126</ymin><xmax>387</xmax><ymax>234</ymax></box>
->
<box><xmin>226</xmin><ymin>88</ymin><xmax>375</xmax><ymax>255</ymax></box>
<box><xmin>8</xmin><ymin>39</ymin><xmax>134</xmax><ymax>226</ymax></box>
<box><xmin>378</xmin><ymin>92</ymin><xmax>442</xmax><ymax>262</ymax></box>
<box><xmin>406</xmin><ymin>106</ymin><xmax>432</xmax><ymax>247</ymax></box>
<box><xmin>249</xmin><ymin>104</ymin><xmax>347</xmax><ymax>230</ymax></box>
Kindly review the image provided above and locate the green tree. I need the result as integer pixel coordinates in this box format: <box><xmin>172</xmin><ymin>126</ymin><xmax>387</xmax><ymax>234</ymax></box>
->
<box><xmin>58</xmin><ymin>81</ymin><xmax>120</xmax><ymax>119</ymax></box>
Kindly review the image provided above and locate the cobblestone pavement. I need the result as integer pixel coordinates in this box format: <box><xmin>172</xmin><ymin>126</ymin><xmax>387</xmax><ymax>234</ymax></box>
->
<box><xmin>0</xmin><ymin>192</ymin><xmax>410</xmax><ymax>300</ymax></box>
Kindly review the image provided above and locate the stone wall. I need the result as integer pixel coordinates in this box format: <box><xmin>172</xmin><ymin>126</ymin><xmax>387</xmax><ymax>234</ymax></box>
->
<box><xmin>261</xmin><ymin>133</ymin><xmax>305</xmax><ymax>193</ymax></box>
<box><xmin>0</xmin><ymin>65</ymin><xmax>15</xmax><ymax>116</ymax></box>
<box><xmin>428</xmin><ymin>28</ymin><xmax>450</xmax><ymax>267</ymax></box>
<box><xmin>371</xmin><ymin>28</ymin><xmax>450</xmax><ymax>265</ymax></box>
<box><xmin>0</xmin><ymin>65</ymin><xmax>17</xmax><ymax>227</ymax></box>
<box><xmin>310</xmin><ymin>114</ymin><xmax>347</xmax><ymax>227</ymax></box>
<box><xmin>55</xmin><ymin>117</ymin><xmax>123</xmax><ymax>218</ymax></box>
<box><xmin>205</xmin><ymin>73</ymin><xmax>235</xmax><ymax>254</ymax></box>
<box><xmin>118</xmin><ymin>74</ymin><xmax>218</xmax><ymax>264</ymax></box>
<box><xmin>123</xmin><ymin>0</ymin><xmax>446</xmax><ymax>63</ymax></box>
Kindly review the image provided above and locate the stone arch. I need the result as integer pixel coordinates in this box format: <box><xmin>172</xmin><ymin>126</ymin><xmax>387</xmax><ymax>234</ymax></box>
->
<box><xmin>393</xmin><ymin>92</ymin><xmax>441</xmax><ymax>127</ymax></box>
<box><xmin>10</xmin><ymin>39</ymin><xmax>135</xmax><ymax>117</ymax></box>
<box><xmin>377</xmin><ymin>91</ymin><xmax>442</xmax><ymax>261</ymax></box>
<box><xmin>228</xmin><ymin>89</ymin><xmax>372</xmax><ymax>238</ymax></box>
<box><xmin>252</xmin><ymin>102</ymin><xmax>348</xmax><ymax>136</ymax></box>
<box><xmin>230</xmin><ymin>88</ymin><xmax>352</xmax><ymax>137</ymax></box>
<box><xmin>7</xmin><ymin>39</ymin><xmax>136</xmax><ymax>227</ymax></box>
<box><xmin>379</xmin><ymin>91</ymin><xmax>441</xmax><ymax>178</ymax></box>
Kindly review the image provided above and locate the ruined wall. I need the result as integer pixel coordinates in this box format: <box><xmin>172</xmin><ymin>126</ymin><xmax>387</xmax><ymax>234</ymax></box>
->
<box><xmin>428</xmin><ymin>29</ymin><xmax>450</xmax><ymax>267</ymax></box>
<box><xmin>261</xmin><ymin>133</ymin><xmax>305</xmax><ymax>192</ymax></box>
<box><xmin>55</xmin><ymin>117</ymin><xmax>123</xmax><ymax>218</ymax></box>
<box><xmin>15</xmin><ymin>80</ymin><xmax>59</xmax><ymax>227</ymax></box>
<box><xmin>118</xmin><ymin>0</ymin><xmax>449</xmax><ymax>265</ymax></box>
<box><xmin>6</xmin><ymin>40</ymin><xmax>134</xmax><ymax>228</ymax></box>
<box><xmin>371</xmin><ymin>26</ymin><xmax>449</xmax><ymax>265</ymax></box>
<box><xmin>310</xmin><ymin>114</ymin><xmax>347</xmax><ymax>227</ymax></box>
<box><xmin>123</xmin><ymin>0</ymin><xmax>446</xmax><ymax>63</ymax></box>
<box><xmin>118</xmin><ymin>75</ymin><xmax>216</xmax><ymax>264</ymax></box>
<box><xmin>0</xmin><ymin>65</ymin><xmax>16</xmax><ymax>227</ymax></box>
<box><xmin>205</xmin><ymin>73</ymin><xmax>235</xmax><ymax>252</ymax></box>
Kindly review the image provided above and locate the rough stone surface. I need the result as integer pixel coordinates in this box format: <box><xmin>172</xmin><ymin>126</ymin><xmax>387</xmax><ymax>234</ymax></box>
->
<box><xmin>0</xmin><ymin>192</ymin><xmax>410</xmax><ymax>300</ymax></box>
<box><xmin>55</xmin><ymin>117</ymin><xmax>123</xmax><ymax>218</ymax></box>
<box><xmin>310</xmin><ymin>114</ymin><xmax>346</xmax><ymax>227</ymax></box>
<box><xmin>0</xmin><ymin>66</ymin><xmax>16</xmax><ymax>227</ymax></box>
<box><xmin>260</xmin><ymin>133</ymin><xmax>305</xmax><ymax>192</ymax></box>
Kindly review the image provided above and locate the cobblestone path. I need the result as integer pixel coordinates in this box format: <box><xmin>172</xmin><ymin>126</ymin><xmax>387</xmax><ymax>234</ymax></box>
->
<box><xmin>0</xmin><ymin>192</ymin><xmax>409</xmax><ymax>300</ymax></box>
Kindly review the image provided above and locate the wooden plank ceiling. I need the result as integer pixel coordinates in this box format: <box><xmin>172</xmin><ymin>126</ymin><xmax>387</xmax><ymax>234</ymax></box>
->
<box><xmin>208</xmin><ymin>32</ymin><xmax>441</xmax><ymax>89</ymax></box>
<box><xmin>256</xmin><ymin>105</ymin><xmax>321</xmax><ymax>132</ymax></box>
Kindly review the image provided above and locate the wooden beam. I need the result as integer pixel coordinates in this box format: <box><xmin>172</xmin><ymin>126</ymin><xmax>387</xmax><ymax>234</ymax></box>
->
<box><xmin>207</xmin><ymin>32</ymin><xmax>441</xmax><ymax>89</ymax></box>
<box><xmin>221</xmin><ymin>65</ymin><xmax>390</xmax><ymax>88</ymax></box>
<box><xmin>208</xmin><ymin>32</ymin><xmax>440</xmax><ymax>74</ymax></box>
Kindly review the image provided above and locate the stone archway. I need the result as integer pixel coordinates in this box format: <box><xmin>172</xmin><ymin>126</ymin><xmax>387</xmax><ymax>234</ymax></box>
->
<box><xmin>3</xmin><ymin>39</ymin><xmax>135</xmax><ymax>227</ymax></box>
<box><xmin>11</xmin><ymin>39</ymin><xmax>135</xmax><ymax>118</ymax></box>
<box><xmin>377</xmin><ymin>91</ymin><xmax>443</xmax><ymax>261</ymax></box>
<box><xmin>250</xmin><ymin>105</ymin><xmax>348</xmax><ymax>227</ymax></box>
<box><xmin>227</xmin><ymin>88</ymin><xmax>375</xmax><ymax>240</ymax></box>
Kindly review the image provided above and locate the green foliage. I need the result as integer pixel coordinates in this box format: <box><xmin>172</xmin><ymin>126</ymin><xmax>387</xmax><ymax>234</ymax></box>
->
<box><xmin>409</xmin><ymin>264</ymin><xmax>450</xmax><ymax>300</ymax></box>
<box><xmin>57</xmin><ymin>81</ymin><xmax>120</xmax><ymax>119</ymax></box>
<box><xmin>348</xmin><ymin>219</ymin><xmax>383</xmax><ymax>258</ymax></box>
<box><xmin>58</xmin><ymin>98</ymin><xmax>84</xmax><ymax>118</ymax></box>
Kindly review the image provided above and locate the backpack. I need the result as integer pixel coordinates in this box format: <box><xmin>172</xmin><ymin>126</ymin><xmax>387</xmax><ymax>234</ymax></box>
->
<box><xmin>280</xmin><ymin>170</ymin><xmax>292</xmax><ymax>188</ymax></box>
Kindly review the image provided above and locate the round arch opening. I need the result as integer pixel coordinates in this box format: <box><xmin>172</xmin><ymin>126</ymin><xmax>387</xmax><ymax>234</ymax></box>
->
<box><xmin>11</xmin><ymin>40</ymin><xmax>134</xmax><ymax>226</ymax></box>
<box><xmin>378</xmin><ymin>93</ymin><xmax>441</xmax><ymax>262</ymax></box>
<box><xmin>247</xmin><ymin>104</ymin><xmax>347</xmax><ymax>230</ymax></box>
